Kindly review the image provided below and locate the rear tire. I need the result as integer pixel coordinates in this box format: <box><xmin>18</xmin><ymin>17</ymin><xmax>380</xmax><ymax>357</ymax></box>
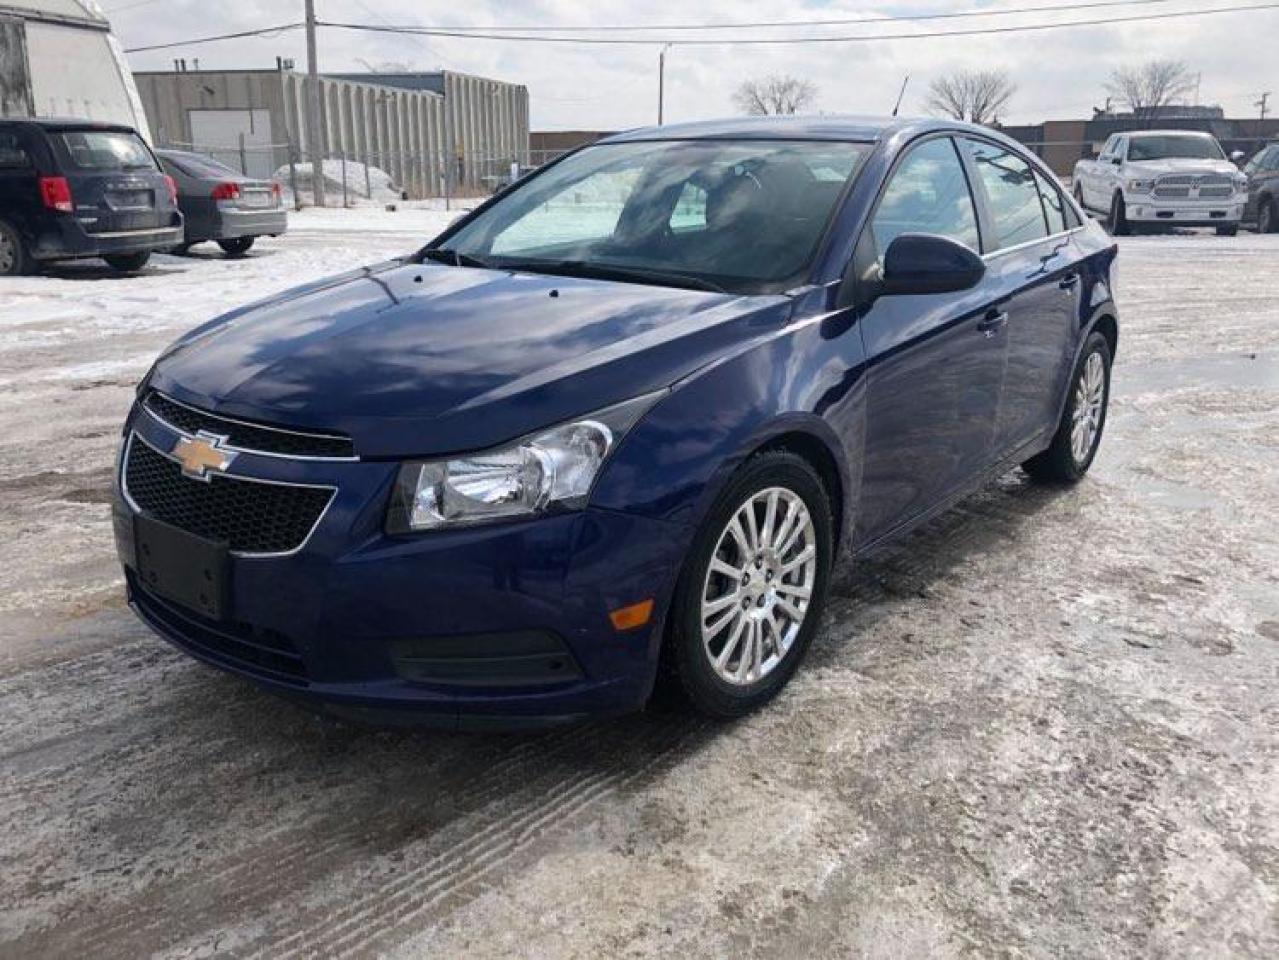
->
<box><xmin>104</xmin><ymin>251</ymin><xmax>151</xmax><ymax>273</ymax></box>
<box><xmin>1260</xmin><ymin>199</ymin><xmax>1277</xmax><ymax>234</ymax></box>
<box><xmin>0</xmin><ymin>219</ymin><xmax>32</xmax><ymax>276</ymax></box>
<box><xmin>1023</xmin><ymin>331</ymin><xmax>1112</xmax><ymax>484</ymax></box>
<box><xmin>1216</xmin><ymin>225</ymin><xmax>1238</xmax><ymax>237</ymax></box>
<box><xmin>1106</xmin><ymin>193</ymin><xmax>1130</xmax><ymax>236</ymax></box>
<box><xmin>218</xmin><ymin>237</ymin><xmax>254</xmax><ymax>256</ymax></box>
<box><xmin>666</xmin><ymin>451</ymin><xmax>833</xmax><ymax>718</ymax></box>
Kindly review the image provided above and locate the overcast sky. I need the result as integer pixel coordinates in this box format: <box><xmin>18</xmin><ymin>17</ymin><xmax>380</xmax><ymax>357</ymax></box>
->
<box><xmin>106</xmin><ymin>0</ymin><xmax>1277</xmax><ymax>130</ymax></box>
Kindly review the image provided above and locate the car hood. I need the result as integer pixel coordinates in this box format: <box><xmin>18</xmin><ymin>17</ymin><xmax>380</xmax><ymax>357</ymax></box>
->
<box><xmin>1124</xmin><ymin>158</ymin><xmax>1240</xmax><ymax>178</ymax></box>
<box><xmin>150</xmin><ymin>261</ymin><xmax>791</xmax><ymax>458</ymax></box>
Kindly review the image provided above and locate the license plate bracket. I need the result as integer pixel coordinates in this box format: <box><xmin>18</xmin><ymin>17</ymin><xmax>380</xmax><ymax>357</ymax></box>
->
<box><xmin>134</xmin><ymin>513</ymin><xmax>230</xmax><ymax>620</ymax></box>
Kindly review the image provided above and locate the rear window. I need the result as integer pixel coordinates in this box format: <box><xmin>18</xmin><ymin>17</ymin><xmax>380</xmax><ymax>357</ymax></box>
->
<box><xmin>0</xmin><ymin>131</ymin><xmax>31</xmax><ymax>169</ymax></box>
<box><xmin>164</xmin><ymin>152</ymin><xmax>242</xmax><ymax>179</ymax></box>
<box><xmin>53</xmin><ymin>130</ymin><xmax>156</xmax><ymax>172</ymax></box>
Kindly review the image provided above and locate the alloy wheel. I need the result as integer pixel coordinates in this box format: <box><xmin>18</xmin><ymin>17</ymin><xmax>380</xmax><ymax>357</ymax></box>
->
<box><xmin>700</xmin><ymin>487</ymin><xmax>818</xmax><ymax>686</ymax></box>
<box><xmin>1071</xmin><ymin>351</ymin><xmax>1106</xmax><ymax>464</ymax></box>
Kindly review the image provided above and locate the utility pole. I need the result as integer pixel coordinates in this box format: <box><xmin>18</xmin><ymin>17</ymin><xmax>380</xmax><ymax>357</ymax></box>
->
<box><xmin>657</xmin><ymin>45</ymin><xmax>670</xmax><ymax>125</ymax></box>
<box><xmin>1258</xmin><ymin>92</ymin><xmax>1271</xmax><ymax>121</ymax></box>
<box><xmin>304</xmin><ymin>0</ymin><xmax>326</xmax><ymax>207</ymax></box>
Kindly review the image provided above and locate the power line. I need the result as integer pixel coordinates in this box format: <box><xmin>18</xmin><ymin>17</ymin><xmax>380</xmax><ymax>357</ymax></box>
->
<box><xmin>410</xmin><ymin>0</ymin><xmax>1185</xmax><ymax>33</ymax></box>
<box><xmin>124</xmin><ymin>23</ymin><xmax>304</xmax><ymax>54</ymax></box>
<box><xmin>315</xmin><ymin>2</ymin><xmax>1279</xmax><ymax>46</ymax></box>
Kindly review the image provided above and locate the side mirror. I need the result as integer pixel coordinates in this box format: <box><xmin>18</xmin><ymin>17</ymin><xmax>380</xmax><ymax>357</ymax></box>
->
<box><xmin>1109</xmin><ymin>155</ymin><xmax>1122</xmax><ymax>165</ymax></box>
<box><xmin>1230</xmin><ymin>149</ymin><xmax>1246</xmax><ymax>165</ymax></box>
<box><xmin>881</xmin><ymin>234</ymin><xmax>985</xmax><ymax>297</ymax></box>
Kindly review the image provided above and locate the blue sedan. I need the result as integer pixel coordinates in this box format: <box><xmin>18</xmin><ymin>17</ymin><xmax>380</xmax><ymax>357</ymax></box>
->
<box><xmin>113</xmin><ymin>116</ymin><xmax>1118</xmax><ymax>728</ymax></box>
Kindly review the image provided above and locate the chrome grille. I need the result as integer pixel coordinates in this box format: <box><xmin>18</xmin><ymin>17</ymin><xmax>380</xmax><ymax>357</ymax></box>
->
<box><xmin>143</xmin><ymin>391</ymin><xmax>355</xmax><ymax>459</ymax></box>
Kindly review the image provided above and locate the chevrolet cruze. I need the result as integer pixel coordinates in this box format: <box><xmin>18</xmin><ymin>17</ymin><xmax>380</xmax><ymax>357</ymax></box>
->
<box><xmin>114</xmin><ymin>117</ymin><xmax>1119</xmax><ymax>728</ymax></box>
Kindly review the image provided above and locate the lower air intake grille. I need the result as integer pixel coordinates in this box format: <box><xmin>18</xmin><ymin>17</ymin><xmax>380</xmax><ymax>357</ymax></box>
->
<box><xmin>124</xmin><ymin>435</ymin><xmax>334</xmax><ymax>555</ymax></box>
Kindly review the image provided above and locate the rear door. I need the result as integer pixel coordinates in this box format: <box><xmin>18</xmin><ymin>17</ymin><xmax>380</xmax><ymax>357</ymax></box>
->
<box><xmin>854</xmin><ymin>134</ymin><xmax>1008</xmax><ymax>544</ymax></box>
<box><xmin>960</xmin><ymin>137</ymin><xmax>1080</xmax><ymax>458</ymax></box>
<box><xmin>48</xmin><ymin>127</ymin><xmax>173</xmax><ymax>234</ymax></box>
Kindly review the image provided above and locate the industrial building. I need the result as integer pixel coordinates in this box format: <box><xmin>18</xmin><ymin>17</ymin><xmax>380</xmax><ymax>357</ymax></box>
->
<box><xmin>0</xmin><ymin>0</ymin><xmax>149</xmax><ymax>136</ymax></box>
<box><xmin>132</xmin><ymin>67</ymin><xmax>529</xmax><ymax>199</ymax></box>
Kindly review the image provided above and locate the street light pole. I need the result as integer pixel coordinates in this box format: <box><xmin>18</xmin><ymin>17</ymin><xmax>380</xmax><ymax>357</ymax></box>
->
<box><xmin>657</xmin><ymin>45</ymin><xmax>669</xmax><ymax>125</ymax></box>
<box><xmin>304</xmin><ymin>0</ymin><xmax>326</xmax><ymax>207</ymax></box>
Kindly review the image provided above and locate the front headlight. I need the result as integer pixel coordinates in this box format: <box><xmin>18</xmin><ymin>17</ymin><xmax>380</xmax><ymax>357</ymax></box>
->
<box><xmin>1233</xmin><ymin>173</ymin><xmax>1248</xmax><ymax>192</ymax></box>
<box><xmin>1126</xmin><ymin>179</ymin><xmax>1152</xmax><ymax>193</ymax></box>
<box><xmin>386</xmin><ymin>391</ymin><xmax>664</xmax><ymax>533</ymax></box>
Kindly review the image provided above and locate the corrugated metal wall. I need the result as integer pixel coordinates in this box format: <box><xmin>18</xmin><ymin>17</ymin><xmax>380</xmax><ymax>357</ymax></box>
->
<box><xmin>134</xmin><ymin>69</ymin><xmax>530</xmax><ymax>199</ymax></box>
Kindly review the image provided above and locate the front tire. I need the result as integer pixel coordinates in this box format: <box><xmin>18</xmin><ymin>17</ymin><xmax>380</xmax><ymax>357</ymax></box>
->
<box><xmin>104</xmin><ymin>251</ymin><xmax>151</xmax><ymax>272</ymax></box>
<box><xmin>1216</xmin><ymin>224</ymin><xmax>1238</xmax><ymax>237</ymax></box>
<box><xmin>0</xmin><ymin>219</ymin><xmax>32</xmax><ymax>276</ymax></box>
<box><xmin>1107</xmin><ymin>193</ymin><xmax>1130</xmax><ymax>236</ymax></box>
<box><xmin>667</xmin><ymin>451</ymin><xmax>833</xmax><ymax>718</ymax></box>
<box><xmin>218</xmin><ymin>237</ymin><xmax>254</xmax><ymax>256</ymax></box>
<box><xmin>1023</xmin><ymin>332</ymin><xmax>1112</xmax><ymax>484</ymax></box>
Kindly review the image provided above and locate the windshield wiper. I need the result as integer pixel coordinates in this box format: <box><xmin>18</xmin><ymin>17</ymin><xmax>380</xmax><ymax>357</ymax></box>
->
<box><xmin>494</xmin><ymin>259</ymin><xmax>729</xmax><ymax>294</ymax></box>
<box><xmin>420</xmin><ymin>248</ymin><xmax>491</xmax><ymax>269</ymax></box>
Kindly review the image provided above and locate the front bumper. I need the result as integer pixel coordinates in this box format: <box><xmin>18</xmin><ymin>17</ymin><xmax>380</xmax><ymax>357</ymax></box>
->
<box><xmin>32</xmin><ymin>214</ymin><xmax>184</xmax><ymax>261</ymax></box>
<box><xmin>1123</xmin><ymin>197</ymin><xmax>1245</xmax><ymax>225</ymax></box>
<box><xmin>113</xmin><ymin>404</ymin><xmax>691</xmax><ymax>727</ymax></box>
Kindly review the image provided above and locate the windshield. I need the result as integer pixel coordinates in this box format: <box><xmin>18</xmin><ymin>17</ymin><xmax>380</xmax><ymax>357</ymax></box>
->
<box><xmin>55</xmin><ymin>130</ymin><xmax>156</xmax><ymax>172</ymax></box>
<box><xmin>440</xmin><ymin>139</ymin><xmax>870</xmax><ymax>293</ymax></box>
<box><xmin>1127</xmin><ymin>135</ymin><xmax>1224</xmax><ymax>162</ymax></box>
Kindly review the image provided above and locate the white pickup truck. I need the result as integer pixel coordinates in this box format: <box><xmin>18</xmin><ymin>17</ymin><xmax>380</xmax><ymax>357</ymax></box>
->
<box><xmin>1072</xmin><ymin>130</ymin><xmax>1248</xmax><ymax>236</ymax></box>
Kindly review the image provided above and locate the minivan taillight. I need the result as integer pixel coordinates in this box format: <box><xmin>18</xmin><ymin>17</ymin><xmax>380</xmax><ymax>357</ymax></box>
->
<box><xmin>39</xmin><ymin>176</ymin><xmax>74</xmax><ymax>213</ymax></box>
<box><xmin>163</xmin><ymin>174</ymin><xmax>177</xmax><ymax>205</ymax></box>
<box><xmin>211</xmin><ymin>182</ymin><xmax>241</xmax><ymax>204</ymax></box>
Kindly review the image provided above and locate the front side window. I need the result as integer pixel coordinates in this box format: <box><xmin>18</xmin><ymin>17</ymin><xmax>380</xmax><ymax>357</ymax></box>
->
<box><xmin>442</xmin><ymin>139</ymin><xmax>870</xmax><ymax>293</ymax></box>
<box><xmin>54</xmin><ymin>129</ymin><xmax>156</xmax><ymax>172</ymax></box>
<box><xmin>1127</xmin><ymin>135</ymin><xmax>1225</xmax><ymax>162</ymax></box>
<box><xmin>965</xmin><ymin>139</ymin><xmax>1049</xmax><ymax>249</ymax></box>
<box><xmin>871</xmin><ymin>137</ymin><xmax>980</xmax><ymax>254</ymax></box>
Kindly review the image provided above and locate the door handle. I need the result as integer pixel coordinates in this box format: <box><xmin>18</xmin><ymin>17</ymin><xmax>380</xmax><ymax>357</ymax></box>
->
<box><xmin>977</xmin><ymin>310</ymin><xmax>1008</xmax><ymax>338</ymax></box>
<box><xmin>1059</xmin><ymin>273</ymin><xmax>1080</xmax><ymax>290</ymax></box>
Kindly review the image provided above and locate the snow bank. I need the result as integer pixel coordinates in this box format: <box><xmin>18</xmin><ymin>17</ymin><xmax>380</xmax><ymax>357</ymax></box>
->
<box><xmin>275</xmin><ymin>159</ymin><xmax>406</xmax><ymax>206</ymax></box>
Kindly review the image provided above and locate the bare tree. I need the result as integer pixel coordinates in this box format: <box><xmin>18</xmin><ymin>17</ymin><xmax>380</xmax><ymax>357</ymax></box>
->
<box><xmin>733</xmin><ymin>74</ymin><xmax>818</xmax><ymax>116</ymax></box>
<box><xmin>925</xmin><ymin>69</ymin><xmax>1017</xmax><ymax>125</ymax></box>
<box><xmin>1105</xmin><ymin>59</ymin><xmax>1197</xmax><ymax>118</ymax></box>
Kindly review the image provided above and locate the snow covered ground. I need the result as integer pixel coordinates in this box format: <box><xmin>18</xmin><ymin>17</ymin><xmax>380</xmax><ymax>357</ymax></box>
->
<box><xmin>1</xmin><ymin>220</ymin><xmax>1277</xmax><ymax>958</ymax></box>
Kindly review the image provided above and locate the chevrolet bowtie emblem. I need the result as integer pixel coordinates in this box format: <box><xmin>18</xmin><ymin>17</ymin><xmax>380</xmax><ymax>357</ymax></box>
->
<box><xmin>173</xmin><ymin>431</ymin><xmax>237</xmax><ymax>480</ymax></box>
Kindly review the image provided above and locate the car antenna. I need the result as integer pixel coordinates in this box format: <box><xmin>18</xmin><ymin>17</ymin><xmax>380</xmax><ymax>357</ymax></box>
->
<box><xmin>891</xmin><ymin>74</ymin><xmax>910</xmax><ymax>118</ymax></box>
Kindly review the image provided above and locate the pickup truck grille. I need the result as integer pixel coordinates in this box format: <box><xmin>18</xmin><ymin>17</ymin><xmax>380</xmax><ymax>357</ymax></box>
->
<box><xmin>1153</xmin><ymin>174</ymin><xmax>1234</xmax><ymax>200</ymax></box>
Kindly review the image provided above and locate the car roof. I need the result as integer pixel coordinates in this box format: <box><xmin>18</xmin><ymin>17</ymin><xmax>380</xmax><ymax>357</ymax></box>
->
<box><xmin>1123</xmin><ymin>129</ymin><xmax>1216</xmax><ymax>138</ymax></box>
<box><xmin>595</xmin><ymin>115</ymin><xmax>1035</xmax><ymax>153</ymax></box>
<box><xmin>0</xmin><ymin>116</ymin><xmax>140</xmax><ymax>134</ymax></box>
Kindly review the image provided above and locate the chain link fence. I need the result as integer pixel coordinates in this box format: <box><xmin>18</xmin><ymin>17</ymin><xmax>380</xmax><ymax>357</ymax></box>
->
<box><xmin>155</xmin><ymin>137</ymin><xmax>556</xmax><ymax>210</ymax></box>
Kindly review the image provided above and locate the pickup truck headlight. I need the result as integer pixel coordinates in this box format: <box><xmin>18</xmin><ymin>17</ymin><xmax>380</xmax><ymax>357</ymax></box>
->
<box><xmin>1233</xmin><ymin>173</ymin><xmax>1248</xmax><ymax>192</ymax></box>
<box><xmin>386</xmin><ymin>391</ymin><xmax>664</xmax><ymax>533</ymax></box>
<box><xmin>1126</xmin><ymin>179</ymin><xmax>1153</xmax><ymax>194</ymax></box>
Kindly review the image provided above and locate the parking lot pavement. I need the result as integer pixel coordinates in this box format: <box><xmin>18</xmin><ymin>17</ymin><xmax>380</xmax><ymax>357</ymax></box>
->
<box><xmin>1</xmin><ymin>226</ymin><xmax>1276</xmax><ymax>959</ymax></box>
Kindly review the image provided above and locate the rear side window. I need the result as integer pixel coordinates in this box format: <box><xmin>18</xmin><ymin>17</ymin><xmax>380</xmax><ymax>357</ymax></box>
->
<box><xmin>965</xmin><ymin>139</ymin><xmax>1049</xmax><ymax>249</ymax></box>
<box><xmin>53</xmin><ymin>130</ymin><xmax>156</xmax><ymax>172</ymax></box>
<box><xmin>871</xmin><ymin>137</ymin><xmax>980</xmax><ymax>254</ymax></box>
<box><xmin>1034</xmin><ymin>170</ymin><xmax>1068</xmax><ymax>234</ymax></box>
<box><xmin>0</xmin><ymin>131</ymin><xmax>30</xmax><ymax>169</ymax></box>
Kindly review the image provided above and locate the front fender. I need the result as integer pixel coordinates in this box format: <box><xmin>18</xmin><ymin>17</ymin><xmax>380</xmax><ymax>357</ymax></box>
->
<box><xmin>590</xmin><ymin>306</ymin><xmax>867</xmax><ymax>548</ymax></box>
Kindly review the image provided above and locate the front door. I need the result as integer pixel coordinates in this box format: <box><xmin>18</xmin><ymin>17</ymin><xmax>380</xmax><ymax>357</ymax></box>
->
<box><xmin>853</xmin><ymin>135</ymin><xmax>1008</xmax><ymax>545</ymax></box>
